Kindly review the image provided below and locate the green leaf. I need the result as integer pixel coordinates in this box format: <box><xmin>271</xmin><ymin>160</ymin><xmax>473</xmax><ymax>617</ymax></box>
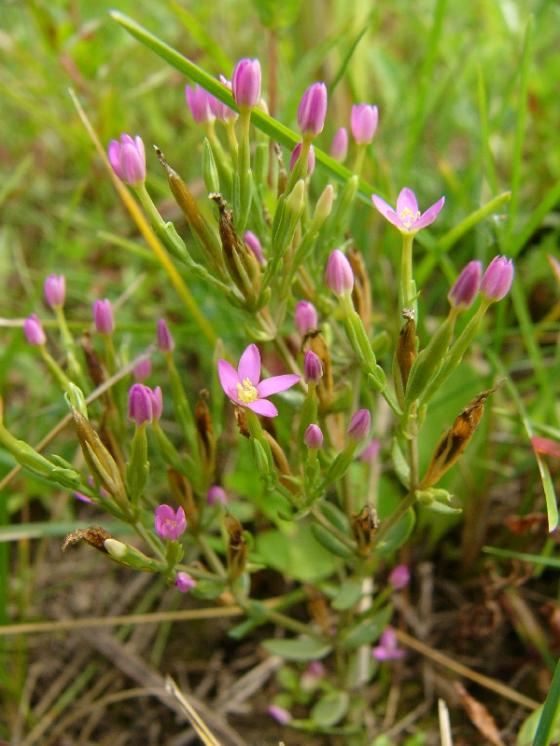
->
<box><xmin>263</xmin><ymin>636</ymin><xmax>332</xmax><ymax>662</ymax></box>
<box><xmin>256</xmin><ymin>522</ymin><xmax>340</xmax><ymax>582</ymax></box>
<box><xmin>483</xmin><ymin>546</ymin><xmax>560</xmax><ymax>569</ymax></box>
<box><xmin>377</xmin><ymin>508</ymin><xmax>415</xmax><ymax>556</ymax></box>
<box><xmin>531</xmin><ymin>655</ymin><xmax>560</xmax><ymax>746</ymax></box>
<box><xmin>332</xmin><ymin>578</ymin><xmax>363</xmax><ymax>611</ymax></box>
<box><xmin>189</xmin><ymin>580</ymin><xmax>226</xmax><ymax>600</ymax></box>
<box><xmin>341</xmin><ymin>605</ymin><xmax>392</xmax><ymax>650</ymax></box>
<box><xmin>311</xmin><ymin>691</ymin><xmax>350</xmax><ymax>728</ymax></box>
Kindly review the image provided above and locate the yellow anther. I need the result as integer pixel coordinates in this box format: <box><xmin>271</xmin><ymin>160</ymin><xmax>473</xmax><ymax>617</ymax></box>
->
<box><xmin>237</xmin><ymin>377</ymin><xmax>258</xmax><ymax>403</ymax></box>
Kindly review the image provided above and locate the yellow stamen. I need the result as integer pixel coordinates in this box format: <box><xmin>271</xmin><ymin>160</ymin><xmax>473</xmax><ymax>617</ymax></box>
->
<box><xmin>398</xmin><ymin>207</ymin><xmax>420</xmax><ymax>229</ymax></box>
<box><xmin>237</xmin><ymin>377</ymin><xmax>258</xmax><ymax>403</ymax></box>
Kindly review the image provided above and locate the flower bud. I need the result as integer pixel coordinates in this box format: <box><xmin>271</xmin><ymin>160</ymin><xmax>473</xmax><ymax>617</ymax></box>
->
<box><xmin>289</xmin><ymin>143</ymin><xmax>315</xmax><ymax>175</ymax></box>
<box><xmin>232</xmin><ymin>58</ymin><xmax>261</xmax><ymax>107</ymax></box>
<box><xmin>304</xmin><ymin>424</ymin><xmax>324</xmax><ymax>449</ymax></box>
<box><xmin>185</xmin><ymin>84</ymin><xmax>214</xmax><ymax>124</ymax></box>
<box><xmin>128</xmin><ymin>383</ymin><xmax>153</xmax><ymax>426</ymax></box>
<box><xmin>480</xmin><ymin>255</ymin><xmax>514</xmax><ymax>302</ymax></box>
<box><xmin>360</xmin><ymin>438</ymin><xmax>380</xmax><ymax>462</ymax></box>
<box><xmin>44</xmin><ymin>274</ymin><xmax>66</xmax><ymax>309</ymax></box>
<box><xmin>448</xmin><ymin>260</ymin><xmax>482</xmax><ymax>309</ymax></box>
<box><xmin>295</xmin><ymin>301</ymin><xmax>318</xmax><ymax>335</ymax></box>
<box><xmin>209</xmin><ymin>76</ymin><xmax>238</xmax><ymax>121</ymax></box>
<box><xmin>330</xmin><ymin>127</ymin><xmax>348</xmax><ymax>161</ymax></box>
<box><xmin>133</xmin><ymin>357</ymin><xmax>151</xmax><ymax>381</ymax></box>
<box><xmin>314</xmin><ymin>184</ymin><xmax>335</xmax><ymax>224</ymax></box>
<box><xmin>24</xmin><ymin>314</ymin><xmax>46</xmax><ymax>346</ymax></box>
<box><xmin>347</xmin><ymin>408</ymin><xmax>371</xmax><ymax>440</ymax></box>
<box><xmin>156</xmin><ymin>318</ymin><xmax>175</xmax><ymax>352</ymax></box>
<box><xmin>267</xmin><ymin>705</ymin><xmax>292</xmax><ymax>725</ymax></box>
<box><xmin>325</xmin><ymin>249</ymin><xmax>354</xmax><ymax>295</ymax></box>
<box><xmin>297</xmin><ymin>82</ymin><xmax>327</xmax><ymax>135</ymax></box>
<box><xmin>351</xmin><ymin>104</ymin><xmax>379</xmax><ymax>145</ymax></box>
<box><xmin>244</xmin><ymin>231</ymin><xmax>265</xmax><ymax>265</ymax></box>
<box><xmin>108</xmin><ymin>134</ymin><xmax>146</xmax><ymax>185</ymax></box>
<box><xmin>154</xmin><ymin>504</ymin><xmax>187</xmax><ymax>540</ymax></box>
<box><xmin>175</xmin><ymin>571</ymin><xmax>196</xmax><ymax>592</ymax></box>
<box><xmin>150</xmin><ymin>386</ymin><xmax>163</xmax><ymax>420</ymax></box>
<box><xmin>207</xmin><ymin>485</ymin><xmax>227</xmax><ymax>505</ymax></box>
<box><xmin>304</xmin><ymin>350</ymin><xmax>323</xmax><ymax>383</ymax></box>
<box><xmin>389</xmin><ymin>564</ymin><xmax>410</xmax><ymax>590</ymax></box>
<box><xmin>92</xmin><ymin>299</ymin><xmax>114</xmax><ymax>335</ymax></box>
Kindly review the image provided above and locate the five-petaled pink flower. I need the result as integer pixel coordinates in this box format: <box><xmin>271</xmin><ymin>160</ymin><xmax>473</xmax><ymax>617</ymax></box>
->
<box><xmin>218</xmin><ymin>344</ymin><xmax>299</xmax><ymax>418</ymax></box>
<box><xmin>154</xmin><ymin>504</ymin><xmax>187</xmax><ymax>540</ymax></box>
<box><xmin>371</xmin><ymin>188</ymin><xmax>445</xmax><ymax>235</ymax></box>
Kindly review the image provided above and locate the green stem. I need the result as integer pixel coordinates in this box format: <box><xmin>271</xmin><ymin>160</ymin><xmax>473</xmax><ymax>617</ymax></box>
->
<box><xmin>400</xmin><ymin>233</ymin><xmax>416</xmax><ymax>317</ymax></box>
<box><xmin>39</xmin><ymin>347</ymin><xmax>72</xmax><ymax>393</ymax></box>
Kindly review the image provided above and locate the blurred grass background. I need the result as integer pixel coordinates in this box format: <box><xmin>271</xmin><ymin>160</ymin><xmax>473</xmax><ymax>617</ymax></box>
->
<box><xmin>1</xmin><ymin>0</ymin><xmax>560</xmax><ymax>739</ymax></box>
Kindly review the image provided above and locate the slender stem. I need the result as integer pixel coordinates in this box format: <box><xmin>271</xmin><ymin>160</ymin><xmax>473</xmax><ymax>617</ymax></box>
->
<box><xmin>196</xmin><ymin>535</ymin><xmax>226</xmax><ymax>577</ymax></box>
<box><xmin>39</xmin><ymin>347</ymin><xmax>72</xmax><ymax>392</ymax></box>
<box><xmin>310</xmin><ymin>506</ymin><xmax>357</xmax><ymax>552</ymax></box>
<box><xmin>373</xmin><ymin>491</ymin><xmax>417</xmax><ymax>548</ymax></box>
<box><xmin>400</xmin><ymin>233</ymin><xmax>416</xmax><ymax>316</ymax></box>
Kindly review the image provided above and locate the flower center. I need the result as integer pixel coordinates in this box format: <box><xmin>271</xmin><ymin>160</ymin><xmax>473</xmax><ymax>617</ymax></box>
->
<box><xmin>237</xmin><ymin>377</ymin><xmax>258</xmax><ymax>403</ymax></box>
<box><xmin>398</xmin><ymin>207</ymin><xmax>420</xmax><ymax>230</ymax></box>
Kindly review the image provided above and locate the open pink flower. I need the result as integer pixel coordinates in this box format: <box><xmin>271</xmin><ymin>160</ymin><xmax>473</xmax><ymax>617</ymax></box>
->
<box><xmin>218</xmin><ymin>344</ymin><xmax>299</xmax><ymax>418</ymax></box>
<box><xmin>372</xmin><ymin>188</ymin><xmax>445</xmax><ymax>235</ymax></box>
<box><xmin>372</xmin><ymin>627</ymin><xmax>405</xmax><ymax>661</ymax></box>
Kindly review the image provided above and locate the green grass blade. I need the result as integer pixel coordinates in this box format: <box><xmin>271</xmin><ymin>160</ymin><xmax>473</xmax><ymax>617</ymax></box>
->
<box><xmin>329</xmin><ymin>23</ymin><xmax>369</xmax><ymax>94</ymax></box>
<box><xmin>507</xmin><ymin>16</ymin><xmax>533</xmax><ymax>237</ymax></box>
<box><xmin>476</xmin><ymin>65</ymin><xmax>498</xmax><ymax>195</ymax></box>
<box><xmin>534</xmin><ymin>657</ymin><xmax>560</xmax><ymax>746</ymax></box>
<box><xmin>483</xmin><ymin>546</ymin><xmax>560</xmax><ymax>569</ymax></box>
<box><xmin>109</xmin><ymin>10</ymin><xmax>377</xmax><ymax>201</ymax></box>
<box><xmin>508</xmin><ymin>176</ymin><xmax>560</xmax><ymax>258</ymax></box>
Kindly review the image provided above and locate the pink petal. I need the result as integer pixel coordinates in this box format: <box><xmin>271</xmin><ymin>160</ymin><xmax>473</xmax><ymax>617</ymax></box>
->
<box><xmin>246</xmin><ymin>398</ymin><xmax>278</xmax><ymax>417</ymax></box>
<box><xmin>107</xmin><ymin>140</ymin><xmax>123</xmax><ymax>179</ymax></box>
<box><xmin>218</xmin><ymin>359</ymin><xmax>240</xmax><ymax>399</ymax></box>
<box><xmin>414</xmin><ymin>196</ymin><xmax>445</xmax><ymax>230</ymax></box>
<box><xmin>371</xmin><ymin>195</ymin><xmax>405</xmax><ymax>230</ymax></box>
<box><xmin>396</xmin><ymin>187</ymin><xmax>418</xmax><ymax>216</ymax></box>
<box><xmin>257</xmin><ymin>374</ymin><xmax>300</xmax><ymax>397</ymax></box>
<box><xmin>238</xmin><ymin>344</ymin><xmax>261</xmax><ymax>384</ymax></box>
<box><xmin>532</xmin><ymin>437</ymin><xmax>560</xmax><ymax>459</ymax></box>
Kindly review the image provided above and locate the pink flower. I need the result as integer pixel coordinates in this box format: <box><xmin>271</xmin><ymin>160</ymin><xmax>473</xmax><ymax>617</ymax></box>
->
<box><xmin>232</xmin><ymin>58</ymin><xmax>261</xmax><ymax>108</ymax></box>
<box><xmin>157</xmin><ymin>318</ymin><xmax>175</xmax><ymax>352</ymax></box>
<box><xmin>294</xmin><ymin>301</ymin><xmax>318</xmax><ymax>335</ymax></box>
<box><xmin>372</xmin><ymin>627</ymin><xmax>405</xmax><ymax>661</ymax></box>
<box><xmin>389</xmin><ymin>564</ymin><xmax>410</xmax><ymax>590</ymax></box>
<box><xmin>207</xmin><ymin>485</ymin><xmax>227</xmax><ymax>505</ymax></box>
<box><xmin>330</xmin><ymin>127</ymin><xmax>348</xmax><ymax>161</ymax></box>
<box><xmin>107</xmin><ymin>134</ymin><xmax>146</xmax><ymax>185</ymax></box>
<box><xmin>185</xmin><ymin>85</ymin><xmax>214</xmax><ymax>124</ymax></box>
<box><xmin>297</xmin><ymin>82</ymin><xmax>327</xmax><ymax>135</ymax></box>
<box><xmin>175</xmin><ymin>571</ymin><xmax>196</xmax><ymax>592</ymax></box>
<box><xmin>289</xmin><ymin>143</ymin><xmax>315</xmax><ymax>175</ymax></box>
<box><xmin>133</xmin><ymin>357</ymin><xmax>152</xmax><ymax>381</ymax></box>
<box><xmin>154</xmin><ymin>504</ymin><xmax>187</xmax><ymax>540</ymax></box>
<box><xmin>267</xmin><ymin>705</ymin><xmax>292</xmax><ymax>725</ymax></box>
<box><xmin>359</xmin><ymin>438</ymin><xmax>380</xmax><ymax>462</ymax></box>
<box><xmin>23</xmin><ymin>314</ymin><xmax>46</xmax><ymax>346</ymax></box>
<box><xmin>44</xmin><ymin>274</ymin><xmax>66</xmax><ymax>309</ymax></box>
<box><xmin>351</xmin><ymin>104</ymin><xmax>378</xmax><ymax>145</ymax></box>
<box><xmin>304</xmin><ymin>424</ymin><xmax>323</xmax><ymax>449</ymax></box>
<box><xmin>372</xmin><ymin>188</ymin><xmax>445</xmax><ymax>235</ymax></box>
<box><xmin>480</xmin><ymin>255</ymin><xmax>514</xmax><ymax>302</ymax></box>
<box><xmin>209</xmin><ymin>76</ymin><xmax>238</xmax><ymax>121</ymax></box>
<box><xmin>217</xmin><ymin>344</ymin><xmax>300</xmax><ymax>418</ymax></box>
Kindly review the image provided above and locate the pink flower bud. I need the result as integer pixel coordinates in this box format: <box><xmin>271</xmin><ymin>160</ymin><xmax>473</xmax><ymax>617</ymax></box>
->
<box><xmin>154</xmin><ymin>504</ymin><xmax>187</xmax><ymax>540</ymax></box>
<box><xmin>295</xmin><ymin>301</ymin><xmax>318</xmax><ymax>335</ymax></box>
<box><xmin>128</xmin><ymin>383</ymin><xmax>153</xmax><ymax>426</ymax></box>
<box><xmin>108</xmin><ymin>134</ymin><xmax>146</xmax><ymax>185</ymax></box>
<box><xmin>175</xmin><ymin>571</ymin><xmax>196</xmax><ymax>592</ymax></box>
<box><xmin>157</xmin><ymin>318</ymin><xmax>175</xmax><ymax>352</ymax></box>
<box><xmin>207</xmin><ymin>485</ymin><xmax>227</xmax><ymax>505</ymax></box>
<box><xmin>351</xmin><ymin>104</ymin><xmax>379</xmax><ymax>145</ymax></box>
<box><xmin>330</xmin><ymin>127</ymin><xmax>348</xmax><ymax>161</ymax></box>
<box><xmin>232</xmin><ymin>58</ymin><xmax>261</xmax><ymax>108</ymax></box>
<box><xmin>289</xmin><ymin>143</ymin><xmax>315</xmax><ymax>175</ymax></box>
<box><xmin>44</xmin><ymin>274</ymin><xmax>66</xmax><ymax>309</ymax></box>
<box><xmin>389</xmin><ymin>564</ymin><xmax>410</xmax><ymax>590</ymax></box>
<box><xmin>209</xmin><ymin>76</ymin><xmax>238</xmax><ymax>121</ymax></box>
<box><xmin>185</xmin><ymin>84</ymin><xmax>214</xmax><ymax>124</ymax></box>
<box><xmin>480</xmin><ymin>255</ymin><xmax>514</xmax><ymax>302</ymax></box>
<box><xmin>359</xmin><ymin>438</ymin><xmax>380</xmax><ymax>462</ymax></box>
<box><xmin>150</xmin><ymin>386</ymin><xmax>163</xmax><ymax>420</ymax></box>
<box><xmin>23</xmin><ymin>314</ymin><xmax>46</xmax><ymax>346</ymax></box>
<box><xmin>93</xmin><ymin>299</ymin><xmax>114</xmax><ymax>335</ymax></box>
<box><xmin>347</xmin><ymin>408</ymin><xmax>371</xmax><ymax>440</ymax></box>
<box><xmin>297</xmin><ymin>82</ymin><xmax>327</xmax><ymax>136</ymax></box>
<box><xmin>267</xmin><ymin>705</ymin><xmax>292</xmax><ymax>725</ymax></box>
<box><xmin>372</xmin><ymin>627</ymin><xmax>405</xmax><ymax>661</ymax></box>
<box><xmin>304</xmin><ymin>424</ymin><xmax>324</xmax><ymax>449</ymax></box>
<box><xmin>448</xmin><ymin>260</ymin><xmax>482</xmax><ymax>309</ymax></box>
<box><xmin>244</xmin><ymin>231</ymin><xmax>266</xmax><ymax>265</ymax></box>
<box><xmin>133</xmin><ymin>357</ymin><xmax>152</xmax><ymax>381</ymax></box>
<box><xmin>325</xmin><ymin>250</ymin><xmax>354</xmax><ymax>295</ymax></box>
<box><xmin>303</xmin><ymin>350</ymin><xmax>323</xmax><ymax>383</ymax></box>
